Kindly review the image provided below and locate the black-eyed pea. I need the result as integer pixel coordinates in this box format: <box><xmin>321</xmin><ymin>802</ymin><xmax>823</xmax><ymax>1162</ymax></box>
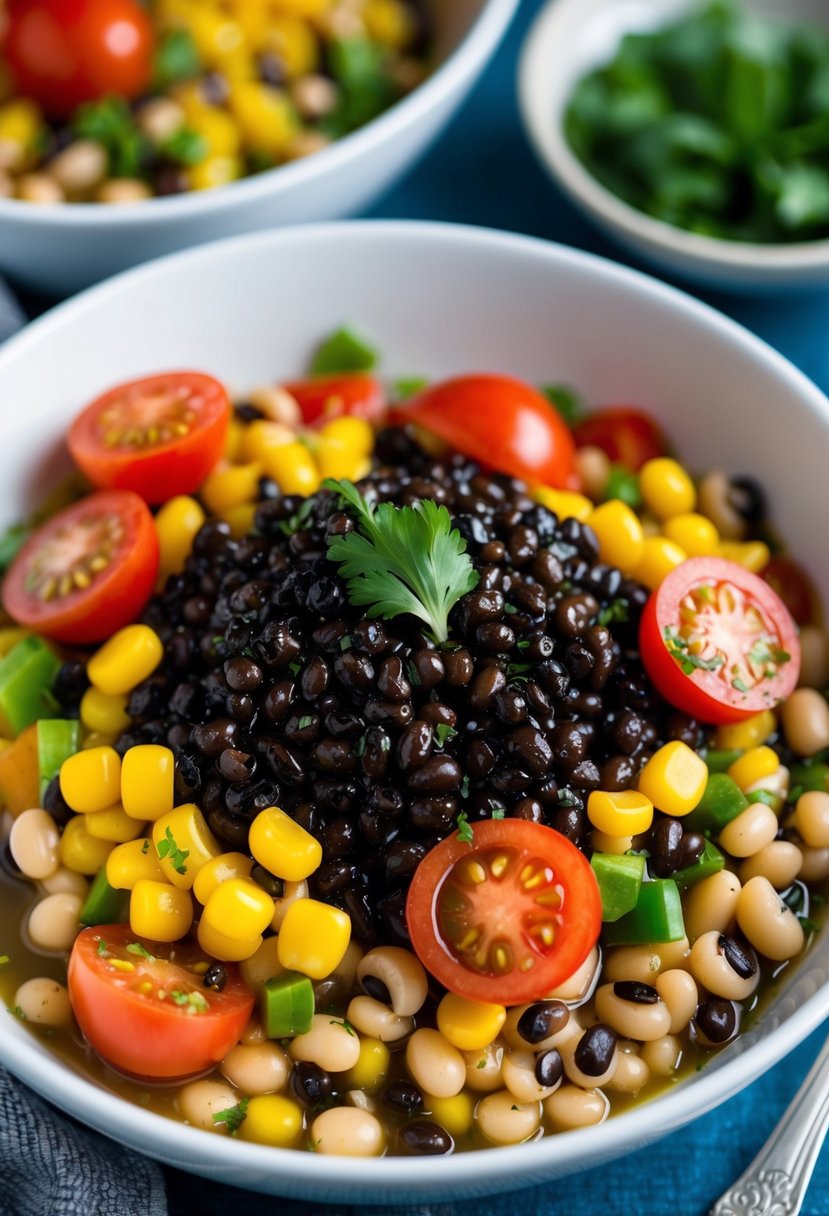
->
<box><xmin>794</xmin><ymin>791</ymin><xmax>829</xmax><ymax>849</ymax></box>
<box><xmin>655</xmin><ymin>969</ymin><xmax>698</xmax><ymax>1034</ymax></box>
<box><xmin>560</xmin><ymin>1025</ymin><xmax>618</xmax><ymax>1088</ymax></box>
<box><xmin>357</xmin><ymin>946</ymin><xmax>427</xmax><ymax>1016</ymax></box>
<box><xmin>684</xmin><ymin>871</ymin><xmax>742</xmax><ymax>941</ymax></box>
<box><xmin>603</xmin><ymin>945</ymin><xmax>663</xmax><ymax>985</ymax></box>
<box><xmin>736</xmin><ymin>876</ymin><xmax>805</xmax><ymax>961</ymax></box>
<box><xmin>797</xmin><ymin>626</ymin><xmax>829</xmax><ymax>690</ymax></box>
<box><xmin>310</xmin><ymin>1106</ymin><xmax>385</xmax><ymax>1157</ymax></box>
<box><xmin>49</xmin><ymin>140</ymin><xmax>107</xmax><ymax>194</ymax></box>
<box><xmin>27</xmin><ymin>892</ymin><xmax>83</xmax><ymax>952</ymax></box>
<box><xmin>346</xmin><ymin>995</ymin><xmax>413</xmax><ymax>1043</ymax></box>
<box><xmin>406</xmin><ymin>1029</ymin><xmax>466</xmax><ymax>1098</ymax></box>
<box><xmin>248</xmin><ymin>386</ymin><xmax>302</xmax><ymax>428</ymax></box>
<box><xmin>798</xmin><ymin>844</ymin><xmax>829</xmax><ymax>882</ymax></box>
<box><xmin>502</xmin><ymin>1000</ymin><xmax>572</xmax><ymax>1051</ymax></box>
<box><xmin>544</xmin><ymin>1085</ymin><xmax>609</xmax><ymax>1130</ymax></box>
<box><xmin>656</xmin><ymin>936</ymin><xmax>691</xmax><ymax>970</ymax></box>
<box><xmin>593</xmin><ymin>982</ymin><xmax>672</xmax><ymax>1041</ymax></box>
<box><xmin>289</xmin><ymin>1014</ymin><xmax>362</xmax><ymax>1072</ymax></box>
<box><xmin>743</xmin><ymin>765</ymin><xmax>789</xmax><ymax>808</ymax></box>
<box><xmin>697</xmin><ymin>470</ymin><xmax>746</xmax><ymax>540</ymax></box>
<box><xmin>241</xmin><ymin>1015</ymin><xmax>267</xmax><ymax>1045</ymax></box>
<box><xmin>38</xmin><ymin>866</ymin><xmax>90</xmax><ymax>899</ymax></box>
<box><xmin>688</xmin><ymin>931</ymin><xmax>759</xmax><ymax>999</ymax></box>
<box><xmin>14</xmin><ymin>977</ymin><xmax>71</xmax><ymax>1027</ymax></box>
<box><xmin>545</xmin><ymin>945</ymin><xmax>599</xmax><ymax>1002</ymax></box>
<box><xmin>271</xmin><ymin>880</ymin><xmax>309</xmax><ymax>931</ymax></box>
<box><xmin>738</xmin><ymin>841</ymin><xmax>802</xmax><ymax>889</ymax></box>
<box><xmin>475</xmin><ymin>1091</ymin><xmax>542</xmax><ymax>1145</ymax></box>
<box><xmin>177</xmin><ymin>1080</ymin><xmax>239</xmax><ymax>1133</ymax></box>
<box><xmin>781</xmin><ymin>688</ymin><xmax>829</xmax><ymax>756</ymax></box>
<box><xmin>9</xmin><ymin>809</ymin><xmax>60</xmax><ymax>880</ymax></box>
<box><xmin>640</xmin><ymin>1034</ymin><xmax>682</xmax><ymax>1077</ymax></box>
<box><xmin>502</xmin><ymin>1048</ymin><xmax>560</xmax><ymax>1102</ymax></box>
<box><xmin>136</xmin><ymin>97</ymin><xmax>186</xmax><ymax>143</ymax></box>
<box><xmin>463</xmin><ymin>1042</ymin><xmax>505</xmax><ymax>1092</ymax></box>
<box><xmin>220</xmin><ymin>1042</ymin><xmax>289</xmax><ymax>1095</ymax></box>
<box><xmin>605</xmin><ymin>1046</ymin><xmax>650</xmax><ymax>1094</ymax></box>
<box><xmin>240</xmin><ymin>936</ymin><xmax>284</xmax><ymax>992</ymax></box>
<box><xmin>719</xmin><ymin>804</ymin><xmax>778</xmax><ymax>858</ymax></box>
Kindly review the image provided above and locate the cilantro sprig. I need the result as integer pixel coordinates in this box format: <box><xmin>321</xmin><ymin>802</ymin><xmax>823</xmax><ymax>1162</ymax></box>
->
<box><xmin>324</xmin><ymin>479</ymin><xmax>479</xmax><ymax>644</ymax></box>
<box><xmin>212</xmin><ymin>1098</ymin><xmax>249</xmax><ymax>1135</ymax></box>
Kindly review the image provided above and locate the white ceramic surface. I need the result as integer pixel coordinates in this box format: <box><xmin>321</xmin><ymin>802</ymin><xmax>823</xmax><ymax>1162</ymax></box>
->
<box><xmin>1</xmin><ymin>221</ymin><xmax>828</xmax><ymax>1202</ymax></box>
<box><xmin>519</xmin><ymin>0</ymin><xmax>829</xmax><ymax>290</ymax></box>
<box><xmin>0</xmin><ymin>0</ymin><xmax>518</xmax><ymax>297</ymax></box>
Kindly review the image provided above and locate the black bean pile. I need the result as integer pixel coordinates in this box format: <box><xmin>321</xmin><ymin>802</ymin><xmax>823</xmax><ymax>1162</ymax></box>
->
<box><xmin>53</xmin><ymin>427</ymin><xmax>709</xmax><ymax>943</ymax></box>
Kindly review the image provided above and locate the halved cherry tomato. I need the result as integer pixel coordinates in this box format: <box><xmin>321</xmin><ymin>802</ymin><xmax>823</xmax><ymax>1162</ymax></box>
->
<box><xmin>68</xmin><ymin>925</ymin><xmax>254</xmax><ymax>1080</ymax></box>
<box><xmin>4</xmin><ymin>0</ymin><xmax>154</xmax><ymax>120</ymax></box>
<box><xmin>762</xmin><ymin>554</ymin><xmax>816</xmax><ymax>627</ymax></box>
<box><xmin>282</xmin><ymin>372</ymin><xmax>387</xmax><ymax>428</ymax></box>
<box><xmin>68</xmin><ymin>372</ymin><xmax>231</xmax><ymax>506</ymax></box>
<box><xmin>572</xmin><ymin>407</ymin><xmax>668</xmax><ymax>471</ymax></box>
<box><xmin>406</xmin><ymin>818</ymin><xmax>602</xmax><ymax>1006</ymax></box>
<box><xmin>397</xmin><ymin>374</ymin><xmax>576</xmax><ymax>488</ymax></box>
<box><xmin>640</xmin><ymin>557</ymin><xmax>800</xmax><ymax>725</ymax></box>
<box><xmin>2</xmin><ymin>490</ymin><xmax>158</xmax><ymax>645</ymax></box>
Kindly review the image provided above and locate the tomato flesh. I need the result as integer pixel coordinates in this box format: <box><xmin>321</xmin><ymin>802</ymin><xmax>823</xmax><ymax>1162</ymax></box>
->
<box><xmin>2</xmin><ymin>489</ymin><xmax>158</xmax><ymax>644</ymax></box>
<box><xmin>406</xmin><ymin>819</ymin><xmax>601</xmax><ymax>1005</ymax></box>
<box><xmin>282</xmin><ymin>372</ymin><xmax>387</xmax><ymax>428</ymax></box>
<box><xmin>68</xmin><ymin>372</ymin><xmax>231</xmax><ymax>506</ymax></box>
<box><xmin>572</xmin><ymin>407</ymin><xmax>667</xmax><ymax>471</ymax></box>
<box><xmin>640</xmin><ymin>557</ymin><xmax>800</xmax><ymax>724</ymax></box>
<box><xmin>68</xmin><ymin>926</ymin><xmax>254</xmax><ymax>1080</ymax></box>
<box><xmin>398</xmin><ymin>374</ymin><xmax>576</xmax><ymax>488</ymax></box>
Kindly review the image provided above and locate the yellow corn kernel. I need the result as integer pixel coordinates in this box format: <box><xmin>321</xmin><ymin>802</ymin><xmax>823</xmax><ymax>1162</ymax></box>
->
<box><xmin>591</xmin><ymin>830</ymin><xmax>634</xmax><ymax>855</ymax></box>
<box><xmin>224</xmin><ymin>416</ymin><xmax>245</xmax><ymax>462</ymax></box>
<box><xmin>249</xmin><ymin>806</ymin><xmax>322</xmax><ymax>881</ymax></box>
<box><xmin>277</xmin><ymin>898</ymin><xmax>351</xmax><ymax>979</ymax></box>
<box><xmin>221</xmin><ymin>502</ymin><xmax>257</xmax><ymax>539</ymax></box>
<box><xmin>87</xmin><ymin>625</ymin><xmax>164</xmax><ymax>697</ymax></box>
<box><xmin>193</xmin><ymin>851</ymin><xmax>254</xmax><ymax>905</ymax></box>
<box><xmin>58</xmin><ymin>815</ymin><xmax>114</xmax><ymax>875</ymax></box>
<box><xmin>60</xmin><ymin>746</ymin><xmax>121</xmax><ymax>814</ymax></box>
<box><xmin>79</xmin><ymin>687</ymin><xmax>131</xmax><ymax>735</ymax></box>
<box><xmin>188</xmin><ymin>154</ymin><xmax>243</xmax><ymax>191</ymax></box>
<box><xmin>230</xmin><ymin>82</ymin><xmax>298</xmax><ymax>153</ymax></box>
<box><xmin>155</xmin><ymin>495</ymin><xmax>206</xmax><ymax>577</ymax></box>
<box><xmin>106</xmin><ymin>838</ymin><xmax>164</xmax><ymax>890</ymax></box>
<box><xmin>187</xmin><ymin>9</ymin><xmax>245</xmax><ymax>66</ymax></box>
<box><xmin>436</xmin><ymin>993</ymin><xmax>507</xmax><ymax>1052</ymax></box>
<box><xmin>638</xmin><ymin>741</ymin><xmax>708</xmax><ymax>817</ymax></box>
<box><xmin>587</xmin><ymin>789</ymin><xmax>654</xmax><ymax>837</ymax></box>
<box><xmin>262</xmin><ymin>16</ymin><xmax>319</xmax><ymax>78</ymax></box>
<box><xmin>202</xmin><ymin>878</ymin><xmax>275</xmax><ymax>940</ymax></box>
<box><xmin>718</xmin><ymin>540</ymin><xmax>772</xmax><ymax>574</ymax></box>
<box><xmin>188</xmin><ymin>105</ymin><xmax>240</xmax><ymax>157</ymax></box>
<box><xmin>343</xmin><ymin>1037</ymin><xmax>390</xmax><ymax>1091</ymax></box>
<box><xmin>197</xmin><ymin>917</ymin><xmax>262</xmax><ymax>962</ymax></box>
<box><xmin>240</xmin><ymin>419</ymin><xmax>296</xmax><ymax>463</ymax></box>
<box><xmin>81</xmin><ymin>731</ymin><xmax>117</xmax><ymax>750</ymax></box>
<box><xmin>318</xmin><ymin>415</ymin><xmax>374</xmax><ymax>454</ymax></box>
<box><xmin>121</xmin><ymin>745</ymin><xmax>175</xmax><ymax>822</ymax></box>
<box><xmin>152</xmin><ymin>804</ymin><xmax>221</xmax><ymax>890</ymax></box>
<box><xmin>315</xmin><ymin>417</ymin><xmax>376</xmax><ymax>481</ymax></box>
<box><xmin>727</xmin><ymin>745</ymin><xmax>780</xmax><ymax>792</ymax></box>
<box><xmin>239</xmin><ymin>1094</ymin><xmax>303</xmax><ymax>1147</ymax></box>
<box><xmin>261</xmin><ymin>440</ymin><xmax>320</xmax><ymax>496</ymax></box>
<box><xmin>633</xmin><ymin>536</ymin><xmax>687</xmax><ymax>591</ymax></box>
<box><xmin>662</xmin><ymin>513</ymin><xmax>719</xmax><ymax>557</ymax></box>
<box><xmin>363</xmin><ymin>0</ymin><xmax>417</xmax><ymax>49</ymax></box>
<box><xmin>716</xmin><ymin>710</ymin><xmax>776</xmax><ymax>752</ymax></box>
<box><xmin>0</xmin><ymin>627</ymin><xmax>30</xmax><ymax>657</ymax></box>
<box><xmin>639</xmin><ymin>458</ymin><xmax>696</xmax><ymax>518</ymax></box>
<box><xmin>533</xmin><ymin>487</ymin><xmax>593</xmax><ymax>523</ymax></box>
<box><xmin>258</xmin><ymin>0</ymin><xmax>332</xmax><ymax>17</ymax></box>
<box><xmin>201</xmin><ymin>462</ymin><xmax>262</xmax><ymax>515</ymax></box>
<box><xmin>85</xmin><ymin>805</ymin><xmax>146</xmax><ymax>843</ymax></box>
<box><xmin>0</xmin><ymin>98</ymin><xmax>43</xmax><ymax>153</ymax></box>
<box><xmin>424</xmin><ymin>1092</ymin><xmax>474</xmax><ymax>1138</ymax></box>
<box><xmin>587</xmin><ymin>500</ymin><xmax>645</xmax><ymax>574</ymax></box>
<box><xmin>130</xmin><ymin>878</ymin><xmax>193</xmax><ymax>942</ymax></box>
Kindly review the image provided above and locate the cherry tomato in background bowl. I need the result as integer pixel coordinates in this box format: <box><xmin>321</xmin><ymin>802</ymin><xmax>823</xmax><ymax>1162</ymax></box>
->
<box><xmin>282</xmin><ymin>373</ymin><xmax>387</xmax><ymax>429</ymax></box>
<box><xmin>406</xmin><ymin>818</ymin><xmax>602</xmax><ymax>1006</ymax></box>
<box><xmin>640</xmin><ymin>556</ymin><xmax>800</xmax><ymax>725</ymax></box>
<box><xmin>396</xmin><ymin>374</ymin><xmax>576</xmax><ymax>488</ymax></box>
<box><xmin>68</xmin><ymin>372</ymin><xmax>230</xmax><ymax>506</ymax></box>
<box><xmin>2</xmin><ymin>489</ymin><xmax>158</xmax><ymax>644</ymax></box>
<box><xmin>68</xmin><ymin>926</ymin><xmax>255</xmax><ymax>1081</ymax></box>
<box><xmin>572</xmin><ymin>407</ymin><xmax>668</xmax><ymax>471</ymax></box>
<box><xmin>4</xmin><ymin>0</ymin><xmax>154</xmax><ymax>120</ymax></box>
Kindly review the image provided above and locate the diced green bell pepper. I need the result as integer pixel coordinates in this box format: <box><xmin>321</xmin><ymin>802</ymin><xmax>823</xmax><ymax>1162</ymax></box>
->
<box><xmin>704</xmin><ymin>748</ymin><xmax>743</xmax><ymax>773</ymax></box>
<box><xmin>789</xmin><ymin>762</ymin><xmax>829</xmax><ymax>797</ymax></box>
<box><xmin>602</xmin><ymin>879</ymin><xmax>685</xmax><ymax>945</ymax></box>
<box><xmin>684</xmin><ymin>773</ymin><xmax>748</xmax><ymax>833</ymax></box>
<box><xmin>261</xmin><ymin>972</ymin><xmax>314</xmax><ymax>1038</ymax></box>
<box><xmin>591</xmin><ymin>852</ymin><xmax>646</xmax><ymax>922</ymax></box>
<box><xmin>80</xmin><ymin>867</ymin><xmax>129</xmax><ymax>927</ymax></box>
<box><xmin>0</xmin><ymin>637</ymin><xmax>60</xmax><ymax>737</ymax></box>
<box><xmin>37</xmin><ymin>718</ymin><xmax>80</xmax><ymax>800</ymax></box>
<box><xmin>672</xmin><ymin>840</ymin><xmax>725</xmax><ymax>890</ymax></box>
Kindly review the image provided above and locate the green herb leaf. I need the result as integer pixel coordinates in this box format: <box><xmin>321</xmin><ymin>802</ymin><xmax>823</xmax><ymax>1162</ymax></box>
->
<box><xmin>72</xmin><ymin>97</ymin><xmax>148</xmax><ymax>179</ymax></box>
<box><xmin>557</xmin><ymin>787</ymin><xmax>579</xmax><ymax>808</ymax></box>
<box><xmin>597</xmin><ymin>598</ymin><xmax>630</xmax><ymax>627</ymax></box>
<box><xmin>169</xmin><ymin>989</ymin><xmax>210</xmax><ymax>1014</ymax></box>
<box><xmin>153</xmin><ymin>29</ymin><xmax>201</xmax><ymax>90</ymax></box>
<box><xmin>664</xmin><ymin>626</ymin><xmax>724</xmax><ymax>674</ymax></box>
<box><xmin>156</xmin><ymin>826</ymin><xmax>190</xmax><ymax>875</ymax></box>
<box><xmin>604</xmin><ymin>465</ymin><xmax>642</xmax><ymax>509</ymax></box>
<box><xmin>141</xmin><ymin>840</ymin><xmax>150</xmax><ymax>855</ymax></box>
<box><xmin>434</xmin><ymin>724</ymin><xmax>457</xmax><ymax>748</ymax></box>
<box><xmin>491</xmin><ymin>807</ymin><xmax>506</xmax><ymax>820</ymax></box>
<box><xmin>126</xmin><ymin>942</ymin><xmax>155</xmax><ymax>961</ymax></box>
<box><xmin>297</xmin><ymin>715</ymin><xmax>315</xmax><ymax>730</ymax></box>
<box><xmin>97</xmin><ymin>940</ymin><xmax>110</xmax><ymax>958</ymax></box>
<box><xmin>212</xmin><ymin>1098</ymin><xmax>249</xmax><ymax>1135</ymax></box>
<box><xmin>311</xmin><ymin>326</ymin><xmax>378</xmax><ymax>375</ymax></box>
<box><xmin>393</xmin><ymin>376</ymin><xmax>428</xmax><ymax>401</ymax></box>
<box><xmin>456</xmin><ymin>810</ymin><xmax>474</xmax><ymax>845</ymax></box>
<box><xmin>732</xmin><ymin>676</ymin><xmax>750</xmax><ymax>694</ymax></box>
<box><xmin>279</xmin><ymin>497</ymin><xmax>316</xmax><ymax>538</ymax></box>
<box><xmin>10</xmin><ymin>1005</ymin><xmax>25</xmax><ymax>1020</ymax></box>
<box><xmin>322</xmin><ymin>38</ymin><xmax>396</xmax><ymax>138</ymax></box>
<box><xmin>161</xmin><ymin>126</ymin><xmax>208</xmax><ymax>167</ymax></box>
<box><xmin>542</xmin><ymin>383</ymin><xmax>583</xmax><ymax>426</ymax></box>
<box><xmin>329</xmin><ymin>1018</ymin><xmax>356</xmax><ymax>1036</ymax></box>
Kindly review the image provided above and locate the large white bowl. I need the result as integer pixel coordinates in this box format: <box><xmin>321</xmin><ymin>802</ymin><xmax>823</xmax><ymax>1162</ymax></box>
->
<box><xmin>0</xmin><ymin>0</ymin><xmax>518</xmax><ymax>297</ymax></box>
<box><xmin>1</xmin><ymin>221</ymin><xmax>828</xmax><ymax>1203</ymax></box>
<box><xmin>519</xmin><ymin>0</ymin><xmax>829</xmax><ymax>291</ymax></box>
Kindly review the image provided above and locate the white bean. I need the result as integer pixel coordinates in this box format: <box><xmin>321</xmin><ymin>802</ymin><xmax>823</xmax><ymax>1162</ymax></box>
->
<box><xmin>346</xmin><ymin>995</ymin><xmax>413</xmax><ymax>1043</ymax></box>
<box><xmin>463</xmin><ymin>1042</ymin><xmax>505</xmax><ymax>1092</ymax></box>
<box><xmin>177</xmin><ymin>1080</ymin><xmax>239</xmax><ymax>1133</ymax></box>
<box><xmin>684</xmin><ymin>871</ymin><xmax>741</xmax><ymax>941</ymax></box>
<box><xmin>655</xmin><ymin>970</ymin><xmax>698</xmax><ymax>1034</ymax></box>
<box><xmin>27</xmin><ymin>892</ymin><xmax>83</xmax><ymax>952</ymax></box>
<box><xmin>405</xmin><ymin>1029</ymin><xmax>465</xmax><ymax>1098</ymax></box>
<box><xmin>795</xmin><ymin>791</ymin><xmax>829</xmax><ymax>849</ymax></box>
<box><xmin>38</xmin><ymin>867</ymin><xmax>90</xmax><ymax>899</ymax></box>
<box><xmin>545</xmin><ymin>945</ymin><xmax>600</xmax><ymax>1002</ymax></box>
<box><xmin>9</xmin><ymin>809</ymin><xmax>60</xmax><ymax>880</ymax></box>
<box><xmin>688</xmin><ymin>931</ymin><xmax>759</xmax><ymax>1000</ymax></box>
<box><xmin>719</xmin><ymin>804</ymin><xmax>778</xmax><ymax>858</ymax></box>
<box><xmin>289</xmin><ymin>1014</ymin><xmax>361</xmax><ymax>1072</ymax></box>
<box><xmin>736</xmin><ymin>876</ymin><xmax>805</xmax><ymax>961</ymax></box>
<box><xmin>544</xmin><ymin>1085</ymin><xmax>608</xmax><ymax>1130</ymax></box>
<box><xmin>605</xmin><ymin>1049</ymin><xmax>649</xmax><ymax>1094</ymax></box>
<box><xmin>798</xmin><ymin>845</ymin><xmax>829</xmax><ymax>882</ymax></box>
<box><xmin>310</xmin><ymin>1106</ymin><xmax>385</xmax><ymax>1157</ymax></box>
<box><xmin>738</xmin><ymin>841</ymin><xmax>802</xmax><ymax>889</ymax></box>
<box><xmin>220</xmin><ymin>1042</ymin><xmax>289</xmax><ymax>1095</ymax></box>
<box><xmin>50</xmin><ymin>140</ymin><xmax>107</xmax><ymax>194</ymax></box>
<box><xmin>640</xmin><ymin>1034</ymin><xmax>682</xmax><ymax>1077</ymax></box>
<box><xmin>476</xmin><ymin>1091</ymin><xmax>541</xmax><ymax>1144</ymax></box>
<box><xmin>14</xmin><ymin>977</ymin><xmax>71</xmax><ymax>1027</ymax></box>
<box><xmin>781</xmin><ymin>688</ymin><xmax>829</xmax><ymax>756</ymax></box>
<box><xmin>240</xmin><ymin>936</ymin><xmax>284</xmax><ymax>992</ymax></box>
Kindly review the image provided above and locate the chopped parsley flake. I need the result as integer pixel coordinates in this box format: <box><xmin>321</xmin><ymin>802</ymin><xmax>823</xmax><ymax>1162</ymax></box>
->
<box><xmin>212</xmin><ymin>1098</ymin><xmax>249</xmax><ymax>1135</ymax></box>
<box><xmin>597</xmin><ymin>598</ymin><xmax>629</xmax><ymax>627</ymax></box>
<box><xmin>10</xmin><ymin>1005</ymin><xmax>25</xmax><ymax>1020</ymax></box>
<box><xmin>330</xmin><ymin>1018</ymin><xmax>356</xmax><ymax>1036</ymax></box>
<box><xmin>732</xmin><ymin>676</ymin><xmax>750</xmax><ymax>694</ymax></box>
<box><xmin>491</xmin><ymin>807</ymin><xmax>506</xmax><ymax>820</ymax></box>
<box><xmin>434</xmin><ymin>724</ymin><xmax>457</xmax><ymax>748</ymax></box>
<box><xmin>297</xmin><ymin>715</ymin><xmax>315</xmax><ymax>730</ymax></box>
<box><xmin>156</xmin><ymin>826</ymin><xmax>190</xmax><ymax>875</ymax></box>
<box><xmin>126</xmin><ymin>943</ymin><xmax>155</xmax><ymax>961</ymax></box>
<box><xmin>169</xmin><ymin>989</ymin><xmax>210</xmax><ymax>1014</ymax></box>
<box><xmin>97</xmin><ymin>940</ymin><xmax>110</xmax><ymax>958</ymax></box>
<box><xmin>456</xmin><ymin>810</ymin><xmax>474</xmax><ymax>845</ymax></box>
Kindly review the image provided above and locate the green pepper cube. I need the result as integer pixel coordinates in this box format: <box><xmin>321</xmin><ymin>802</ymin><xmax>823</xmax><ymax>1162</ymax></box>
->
<box><xmin>789</xmin><ymin>762</ymin><xmax>829</xmax><ymax>796</ymax></box>
<box><xmin>603</xmin><ymin>879</ymin><xmax>685</xmax><ymax>945</ymax></box>
<box><xmin>310</xmin><ymin>326</ymin><xmax>378</xmax><ymax>375</ymax></box>
<box><xmin>591</xmin><ymin>852</ymin><xmax>646</xmax><ymax>922</ymax></box>
<box><xmin>704</xmin><ymin>748</ymin><xmax>743</xmax><ymax>774</ymax></box>
<box><xmin>80</xmin><ymin>867</ymin><xmax>130</xmax><ymax>927</ymax></box>
<box><xmin>37</xmin><ymin>718</ymin><xmax>80</xmax><ymax>800</ymax></box>
<box><xmin>0</xmin><ymin>636</ymin><xmax>60</xmax><ymax>738</ymax></box>
<box><xmin>684</xmin><ymin>773</ymin><xmax>748</xmax><ymax>834</ymax></box>
<box><xmin>672</xmin><ymin>840</ymin><xmax>725</xmax><ymax>891</ymax></box>
<box><xmin>261</xmin><ymin>971</ymin><xmax>314</xmax><ymax>1038</ymax></box>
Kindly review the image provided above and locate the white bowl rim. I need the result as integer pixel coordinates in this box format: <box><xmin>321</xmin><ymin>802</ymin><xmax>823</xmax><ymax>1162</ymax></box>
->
<box><xmin>518</xmin><ymin>0</ymin><xmax>829</xmax><ymax>273</ymax></box>
<box><xmin>1</xmin><ymin>218</ymin><xmax>829</xmax><ymax>1193</ymax></box>
<box><xmin>0</xmin><ymin>0</ymin><xmax>519</xmax><ymax>229</ymax></box>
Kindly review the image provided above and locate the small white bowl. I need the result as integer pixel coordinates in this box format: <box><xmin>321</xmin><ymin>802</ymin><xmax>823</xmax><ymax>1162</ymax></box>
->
<box><xmin>0</xmin><ymin>0</ymin><xmax>518</xmax><ymax>297</ymax></box>
<box><xmin>0</xmin><ymin>220</ymin><xmax>828</xmax><ymax>1203</ymax></box>
<box><xmin>519</xmin><ymin>0</ymin><xmax>829</xmax><ymax>291</ymax></box>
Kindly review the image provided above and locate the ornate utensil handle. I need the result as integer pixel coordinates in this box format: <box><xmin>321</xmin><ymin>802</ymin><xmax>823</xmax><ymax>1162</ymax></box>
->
<box><xmin>710</xmin><ymin>1031</ymin><xmax>829</xmax><ymax>1216</ymax></box>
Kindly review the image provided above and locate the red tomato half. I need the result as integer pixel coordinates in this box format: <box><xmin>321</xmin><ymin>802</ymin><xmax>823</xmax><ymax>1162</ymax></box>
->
<box><xmin>572</xmin><ymin>407</ymin><xmax>668</xmax><ymax>471</ymax></box>
<box><xmin>282</xmin><ymin>372</ymin><xmax>387</xmax><ymax>428</ymax></box>
<box><xmin>4</xmin><ymin>0</ymin><xmax>153</xmax><ymax>119</ymax></box>
<box><xmin>640</xmin><ymin>557</ymin><xmax>800</xmax><ymax>725</ymax></box>
<box><xmin>2</xmin><ymin>490</ymin><xmax>158</xmax><ymax>644</ymax></box>
<box><xmin>68</xmin><ymin>926</ymin><xmax>254</xmax><ymax>1080</ymax></box>
<box><xmin>398</xmin><ymin>375</ymin><xmax>576</xmax><ymax>488</ymax></box>
<box><xmin>406</xmin><ymin>819</ymin><xmax>602</xmax><ymax>1006</ymax></box>
<box><xmin>68</xmin><ymin>372</ymin><xmax>230</xmax><ymax>505</ymax></box>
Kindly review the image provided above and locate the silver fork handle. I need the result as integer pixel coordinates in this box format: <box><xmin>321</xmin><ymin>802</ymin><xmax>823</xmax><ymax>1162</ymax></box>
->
<box><xmin>710</xmin><ymin>1030</ymin><xmax>829</xmax><ymax>1216</ymax></box>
